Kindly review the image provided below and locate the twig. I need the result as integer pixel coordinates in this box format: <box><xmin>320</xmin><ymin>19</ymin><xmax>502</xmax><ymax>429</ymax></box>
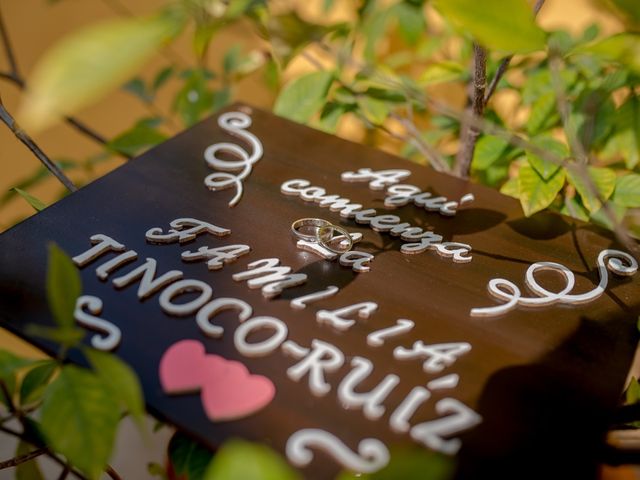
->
<box><xmin>453</xmin><ymin>43</ymin><xmax>487</xmax><ymax>178</ymax></box>
<box><xmin>0</xmin><ymin>97</ymin><xmax>77</xmax><ymax>192</ymax></box>
<box><xmin>484</xmin><ymin>0</ymin><xmax>546</xmax><ymax>105</ymax></box>
<box><xmin>56</xmin><ymin>465</ymin><xmax>70</xmax><ymax>480</ymax></box>
<box><xmin>0</xmin><ymin>447</ymin><xmax>47</xmax><ymax>470</ymax></box>
<box><xmin>390</xmin><ymin>113</ymin><xmax>449</xmax><ymax>172</ymax></box>
<box><xmin>0</xmin><ymin>425</ymin><xmax>89</xmax><ymax>480</ymax></box>
<box><xmin>106</xmin><ymin>465</ymin><xmax>123</xmax><ymax>480</ymax></box>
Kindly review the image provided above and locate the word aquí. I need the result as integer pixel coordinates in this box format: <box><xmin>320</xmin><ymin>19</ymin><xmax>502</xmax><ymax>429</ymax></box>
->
<box><xmin>341</xmin><ymin>168</ymin><xmax>475</xmax><ymax>217</ymax></box>
<box><xmin>202</xmin><ymin>111</ymin><xmax>263</xmax><ymax>207</ymax></box>
<box><xmin>69</xmin><ymin>217</ymin><xmax>480</xmax><ymax>473</ymax></box>
<box><xmin>471</xmin><ymin>249</ymin><xmax>638</xmax><ymax>317</ymax></box>
<box><xmin>281</xmin><ymin>178</ymin><xmax>473</xmax><ymax>262</ymax></box>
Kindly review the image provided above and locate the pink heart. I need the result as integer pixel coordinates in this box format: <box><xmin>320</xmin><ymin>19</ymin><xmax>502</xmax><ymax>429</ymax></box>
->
<box><xmin>158</xmin><ymin>340</ymin><xmax>275</xmax><ymax>422</ymax></box>
<box><xmin>159</xmin><ymin>340</ymin><xmax>206</xmax><ymax>394</ymax></box>
<box><xmin>201</xmin><ymin>355</ymin><xmax>275</xmax><ymax>422</ymax></box>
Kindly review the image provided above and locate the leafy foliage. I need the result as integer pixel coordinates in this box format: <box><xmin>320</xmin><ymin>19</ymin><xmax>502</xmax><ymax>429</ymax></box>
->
<box><xmin>203</xmin><ymin>439</ymin><xmax>300</xmax><ymax>480</ymax></box>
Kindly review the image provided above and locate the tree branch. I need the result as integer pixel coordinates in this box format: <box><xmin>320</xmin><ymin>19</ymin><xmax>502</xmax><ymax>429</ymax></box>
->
<box><xmin>0</xmin><ymin>96</ymin><xmax>77</xmax><ymax>192</ymax></box>
<box><xmin>453</xmin><ymin>43</ymin><xmax>487</xmax><ymax>178</ymax></box>
<box><xmin>484</xmin><ymin>0</ymin><xmax>546</xmax><ymax>105</ymax></box>
<box><xmin>106</xmin><ymin>465</ymin><xmax>123</xmax><ymax>480</ymax></box>
<box><xmin>0</xmin><ymin>447</ymin><xmax>47</xmax><ymax>470</ymax></box>
<box><xmin>0</xmin><ymin>425</ymin><xmax>89</xmax><ymax>480</ymax></box>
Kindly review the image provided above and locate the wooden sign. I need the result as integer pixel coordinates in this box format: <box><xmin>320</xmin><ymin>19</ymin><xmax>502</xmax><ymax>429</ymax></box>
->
<box><xmin>0</xmin><ymin>104</ymin><xmax>639</xmax><ymax>478</ymax></box>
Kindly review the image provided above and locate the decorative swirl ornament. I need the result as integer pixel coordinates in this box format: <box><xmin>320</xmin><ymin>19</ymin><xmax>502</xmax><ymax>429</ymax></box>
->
<box><xmin>470</xmin><ymin>249</ymin><xmax>638</xmax><ymax>317</ymax></box>
<box><xmin>203</xmin><ymin>112</ymin><xmax>264</xmax><ymax>207</ymax></box>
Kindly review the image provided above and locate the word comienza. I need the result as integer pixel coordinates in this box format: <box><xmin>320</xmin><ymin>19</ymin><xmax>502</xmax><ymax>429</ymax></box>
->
<box><xmin>281</xmin><ymin>179</ymin><xmax>472</xmax><ymax>262</ymax></box>
<box><xmin>471</xmin><ymin>249</ymin><xmax>638</xmax><ymax>317</ymax></box>
<box><xmin>203</xmin><ymin>111</ymin><xmax>263</xmax><ymax>207</ymax></box>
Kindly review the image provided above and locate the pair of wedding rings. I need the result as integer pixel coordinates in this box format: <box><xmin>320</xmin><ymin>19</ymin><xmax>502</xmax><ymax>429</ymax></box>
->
<box><xmin>291</xmin><ymin>218</ymin><xmax>353</xmax><ymax>254</ymax></box>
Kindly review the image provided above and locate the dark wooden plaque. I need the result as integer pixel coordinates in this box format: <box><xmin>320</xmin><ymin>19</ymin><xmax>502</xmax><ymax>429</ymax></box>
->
<box><xmin>0</xmin><ymin>104</ymin><xmax>638</xmax><ymax>479</ymax></box>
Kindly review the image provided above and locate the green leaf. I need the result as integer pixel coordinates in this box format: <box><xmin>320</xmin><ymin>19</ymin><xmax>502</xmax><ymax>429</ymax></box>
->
<box><xmin>613</xmin><ymin>174</ymin><xmax>640</xmax><ymax>207</ymax></box>
<box><xmin>626</xmin><ymin>377</ymin><xmax>640</xmax><ymax>405</ymax></box>
<box><xmin>393</xmin><ymin>3</ymin><xmax>426</xmax><ymax>45</ymax></box>
<box><xmin>433</xmin><ymin>0</ymin><xmax>545</xmax><ymax>53</ymax></box>
<box><xmin>274</xmin><ymin>71</ymin><xmax>334</xmax><ymax>123</ymax></box>
<box><xmin>47</xmin><ymin>243</ymin><xmax>81</xmax><ymax>330</ymax></box>
<box><xmin>173</xmin><ymin>68</ymin><xmax>215</xmax><ymax>127</ymax></box>
<box><xmin>15</xmin><ymin>441</ymin><xmax>45</xmax><ymax>480</ymax></box>
<box><xmin>575</xmin><ymin>33</ymin><xmax>640</xmax><ymax>74</ymax></box>
<box><xmin>590</xmin><ymin>202</ymin><xmax>627</xmax><ymax>230</ymax></box>
<box><xmin>526</xmin><ymin>136</ymin><xmax>567</xmax><ymax>180</ymax></box>
<box><xmin>566</xmin><ymin>166</ymin><xmax>617</xmax><ymax>212</ymax></box>
<box><xmin>108</xmin><ymin>119</ymin><xmax>167</xmax><ymax>157</ymax></box>
<box><xmin>25</xmin><ymin>324</ymin><xmax>85</xmax><ymax>348</ymax></box>
<box><xmin>602</xmin><ymin>95</ymin><xmax>640</xmax><ymax>169</ymax></box>
<box><xmin>339</xmin><ymin>448</ymin><xmax>453</xmax><ymax>480</ymax></box>
<box><xmin>0</xmin><ymin>349</ymin><xmax>35</xmax><ymax>382</ymax></box>
<box><xmin>264</xmin><ymin>12</ymin><xmax>339</xmax><ymax>67</ymax></box>
<box><xmin>85</xmin><ymin>349</ymin><xmax>145</xmax><ymax>428</ymax></box>
<box><xmin>357</xmin><ymin>95</ymin><xmax>389</xmax><ymax>125</ymax></box>
<box><xmin>419</xmin><ymin>61</ymin><xmax>464</xmax><ymax>86</ymax></box>
<box><xmin>41</xmin><ymin>365</ymin><xmax>120</xmax><ymax>479</ymax></box>
<box><xmin>152</xmin><ymin>66</ymin><xmax>175</xmax><ymax>92</ymax></box>
<box><xmin>20</xmin><ymin>361</ymin><xmax>58</xmax><ymax>406</ymax></box>
<box><xmin>471</xmin><ymin>135</ymin><xmax>509</xmax><ymax>171</ymax></box>
<box><xmin>1</xmin><ymin>159</ymin><xmax>76</xmax><ymax>207</ymax></box>
<box><xmin>361</xmin><ymin>7</ymin><xmax>394</xmax><ymax>60</ymax></box>
<box><xmin>527</xmin><ymin>91</ymin><xmax>557</xmax><ymax>136</ymax></box>
<box><xmin>12</xmin><ymin>187</ymin><xmax>47</xmax><ymax>212</ymax></box>
<box><xmin>19</xmin><ymin>9</ymin><xmax>187</xmax><ymax>132</ymax></box>
<box><xmin>500</xmin><ymin>176</ymin><xmax>520</xmax><ymax>199</ymax></box>
<box><xmin>204</xmin><ymin>439</ymin><xmax>299</xmax><ymax>480</ymax></box>
<box><xmin>318</xmin><ymin>102</ymin><xmax>349</xmax><ymax>133</ymax></box>
<box><xmin>561</xmin><ymin>197</ymin><xmax>589</xmax><ymax>222</ymax></box>
<box><xmin>518</xmin><ymin>164</ymin><xmax>566</xmax><ymax>216</ymax></box>
<box><xmin>122</xmin><ymin>77</ymin><xmax>151</xmax><ymax>103</ymax></box>
<box><xmin>169</xmin><ymin>432</ymin><xmax>213</xmax><ymax>480</ymax></box>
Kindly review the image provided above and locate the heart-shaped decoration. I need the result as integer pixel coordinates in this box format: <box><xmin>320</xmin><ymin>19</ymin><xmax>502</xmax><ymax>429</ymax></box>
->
<box><xmin>159</xmin><ymin>339</ymin><xmax>275</xmax><ymax>422</ymax></box>
<box><xmin>159</xmin><ymin>339</ymin><xmax>206</xmax><ymax>394</ymax></box>
<box><xmin>201</xmin><ymin>355</ymin><xmax>275</xmax><ymax>421</ymax></box>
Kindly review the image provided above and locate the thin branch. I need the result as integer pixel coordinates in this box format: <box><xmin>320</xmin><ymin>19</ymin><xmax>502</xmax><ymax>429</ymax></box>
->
<box><xmin>106</xmin><ymin>465</ymin><xmax>123</xmax><ymax>480</ymax></box>
<box><xmin>0</xmin><ymin>97</ymin><xmax>77</xmax><ymax>192</ymax></box>
<box><xmin>390</xmin><ymin>113</ymin><xmax>449</xmax><ymax>172</ymax></box>
<box><xmin>0</xmin><ymin>447</ymin><xmax>47</xmax><ymax>470</ymax></box>
<box><xmin>0</xmin><ymin>425</ymin><xmax>89</xmax><ymax>480</ymax></box>
<box><xmin>484</xmin><ymin>0</ymin><xmax>546</xmax><ymax>105</ymax></box>
<box><xmin>453</xmin><ymin>43</ymin><xmax>487</xmax><ymax>178</ymax></box>
<box><xmin>56</xmin><ymin>465</ymin><xmax>70</xmax><ymax>480</ymax></box>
